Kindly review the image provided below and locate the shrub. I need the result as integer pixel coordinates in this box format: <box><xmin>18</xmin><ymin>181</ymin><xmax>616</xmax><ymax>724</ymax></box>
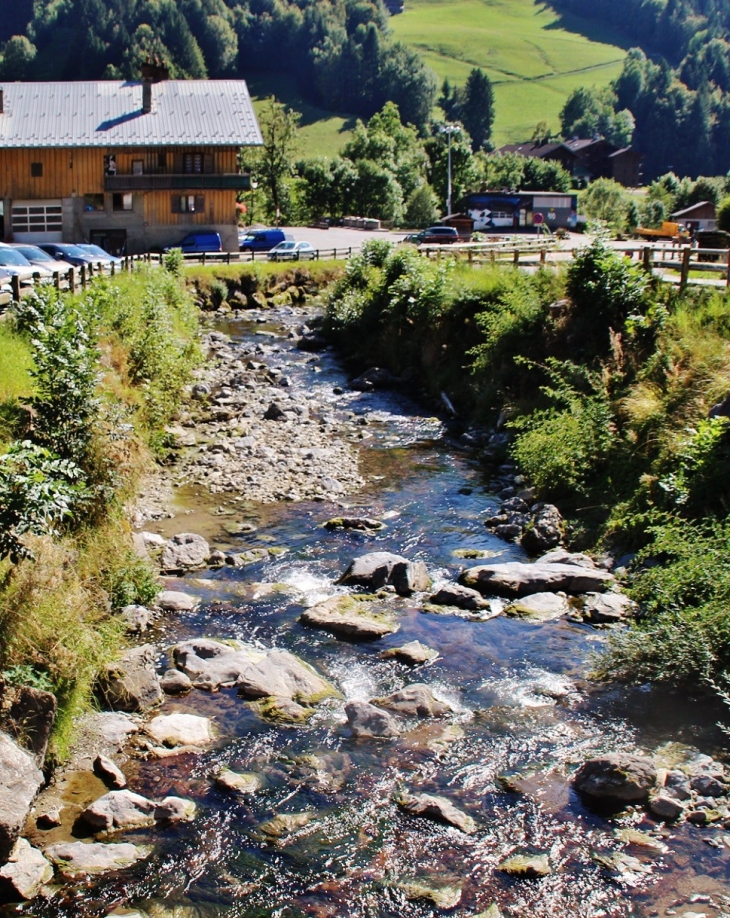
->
<box><xmin>163</xmin><ymin>247</ymin><xmax>183</xmax><ymax>275</ymax></box>
<box><xmin>716</xmin><ymin>195</ymin><xmax>730</xmax><ymax>233</ymax></box>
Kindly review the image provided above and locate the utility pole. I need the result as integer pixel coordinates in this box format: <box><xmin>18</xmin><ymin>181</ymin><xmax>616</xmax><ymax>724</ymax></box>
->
<box><xmin>440</xmin><ymin>123</ymin><xmax>460</xmax><ymax>217</ymax></box>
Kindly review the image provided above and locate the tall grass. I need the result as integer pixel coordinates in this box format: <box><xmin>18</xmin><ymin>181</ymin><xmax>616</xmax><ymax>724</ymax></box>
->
<box><xmin>0</xmin><ymin>321</ymin><xmax>33</xmax><ymax>446</ymax></box>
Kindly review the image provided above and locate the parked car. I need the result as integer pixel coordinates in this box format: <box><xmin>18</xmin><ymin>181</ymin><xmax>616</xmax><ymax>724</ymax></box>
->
<box><xmin>167</xmin><ymin>232</ymin><xmax>222</xmax><ymax>254</ymax></box>
<box><xmin>0</xmin><ymin>244</ymin><xmax>45</xmax><ymax>281</ymax></box>
<box><xmin>267</xmin><ymin>240</ymin><xmax>317</xmax><ymax>261</ymax></box>
<box><xmin>0</xmin><ymin>267</ymin><xmax>13</xmax><ymax>293</ymax></box>
<box><xmin>11</xmin><ymin>243</ymin><xmax>74</xmax><ymax>273</ymax></box>
<box><xmin>77</xmin><ymin>243</ymin><xmax>123</xmax><ymax>265</ymax></box>
<box><xmin>417</xmin><ymin>226</ymin><xmax>460</xmax><ymax>244</ymax></box>
<box><xmin>239</xmin><ymin>228</ymin><xmax>290</xmax><ymax>252</ymax></box>
<box><xmin>38</xmin><ymin>243</ymin><xmax>97</xmax><ymax>267</ymax></box>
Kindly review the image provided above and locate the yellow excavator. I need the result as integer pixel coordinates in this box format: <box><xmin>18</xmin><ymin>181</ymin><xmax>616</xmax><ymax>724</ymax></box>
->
<box><xmin>635</xmin><ymin>221</ymin><xmax>691</xmax><ymax>241</ymax></box>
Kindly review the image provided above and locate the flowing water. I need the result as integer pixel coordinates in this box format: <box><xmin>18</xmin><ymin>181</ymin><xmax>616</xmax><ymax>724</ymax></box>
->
<box><xmin>16</xmin><ymin>309</ymin><xmax>730</xmax><ymax>918</ymax></box>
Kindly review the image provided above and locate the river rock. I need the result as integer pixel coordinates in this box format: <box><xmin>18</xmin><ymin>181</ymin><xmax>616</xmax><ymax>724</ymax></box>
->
<box><xmin>119</xmin><ymin>604</ymin><xmax>154</xmax><ymax>634</ymax></box>
<box><xmin>172</xmin><ymin>639</ymin><xmax>337</xmax><ymax>705</ymax></box>
<box><xmin>428</xmin><ymin>582</ymin><xmax>492</xmax><ymax>611</ymax></box>
<box><xmin>459</xmin><ymin>561</ymin><xmax>613</xmax><ymax>597</ymax></box>
<box><xmin>520</xmin><ymin>504</ymin><xmax>564</xmax><ymax>554</ymax></box>
<box><xmin>345</xmin><ymin>701</ymin><xmax>401</xmax><ymax>738</ymax></box>
<box><xmin>395</xmin><ymin>791</ymin><xmax>476</xmax><ymax>833</ymax></box>
<box><xmin>538</xmin><ymin>549</ymin><xmax>596</xmax><ymax>568</ymax></box>
<box><xmin>338</xmin><ymin>552</ymin><xmax>430</xmax><ymax>595</ymax></box>
<box><xmin>300</xmin><ymin>595</ymin><xmax>399</xmax><ymax>639</ymax></box>
<box><xmin>154</xmin><ymin>797</ymin><xmax>196</xmax><ymax>821</ymax></box>
<box><xmin>690</xmin><ymin>773</ymin><xmax>727</xmax><ymax>796</ymax></box>
<box><xmin>0</xmin><ymin>838</ymin><xmax>53</xmax><ymax>900</ymax></box>
<box><xmin>350</xmin><ymin>367</ymin><xmax>398</xmax><ymax>391</ymax></box>
<box><xmin>161</xmin><ymin>533</ymin><xmax>211</xmax><ymax>572</ymax></box>
<box><xmin>0</xmin><ymin>683</ymin><xmax>57</xmax><ymax>765</ymax></box>
<box><xmin>324</xmin><ymin>517</ymin><xmax>384</xmax><ymax>532</ymax></box>
<box><xmin>372</xmin><ymin>684</ymin><xmax>452</xmax><ymax>717</ymax></box>
<box><xmin>160</xmin><ymin>669</ymin><xmax>192</xmax><ymax>695</ymax></box>
<box><xmin>94</xmin><ymin>755</ymin><xmax>127</xmax><ymax>789</ymax></box>
<box><xmin>45</xmin><ymin>841</ymin><xmax>152</xmax><ymax>877</ymax></box>
<box><xmin>649</xmin><ymin>793</ymin><xmax>686</xmax><ymax>821</ymax></box>
<box><xmin>498</xmin><ymin>853</ymin><xmax>552</xmax><ymax>878</ymax></box>
<box><xmin>505</xmin><ymin>592</ymin><xmax>570</xmax><ymax>622</ymax></box>
<box><xmin>258</xmin><ymin>812</ymin><xmax>312</xmax><ymax>840</ymax></box>
<box><xmin>573</xmin><ymin>753</ymin><xmax>657</xmax><ymax>804</ymax></box>
<box><xmin>146</xmin><ymin>713</ymin><xmax>215</xmax><ymax>749</ymax></box>
<box><xmin>581</xmin><ymin>592</ymin><xmax>636</xmax><ymax>623</ymax></box>
<box><xmin>399</xmin><ymin>879</ymin><xmax>462</xmax><ymax>909</ymax></box>
<box><xmin>97</xmin><ymin>645</ymin><xmax>163</xmax><ymax>713</ymax></box>
<box><xmin>156</xmin><ymin>591</ymin><xmax>196</xmax><ymax>612</ymax></box>
<box><xmin>0</xmin><ymin>731</ymin><xmax>44</xmax><ymax>861</ymax></box>
<box><xmin>381</xmin><ymin>641</ymin><xmax>439</xmax><ymax>665</ymax></box>
<box><xmin>81</xmin><ymin>790</ymin><xmax>158</xmax><ymax>832</ymax></box>
<box><xmin>247</xmin><ymin>696</ymin><xmax>314</xmax><ymax>724</ymax></box>
<box><xmin>214</xmin><ymin>769</ymin><xmax>264</xmax><ymax>795</ymax></box>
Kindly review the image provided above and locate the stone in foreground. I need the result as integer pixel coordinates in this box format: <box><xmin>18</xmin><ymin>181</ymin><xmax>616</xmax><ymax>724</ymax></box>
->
<box><xmin>395</xmin><ymin>791</ymin><xmax>476</xmax><ymax>833</ymax></box>
<box><xmin>372</xmin><ymin>684</ymin><xmax>452</xmax><ymax>718</ymax></box>
<box><xmin>0</xmin><ymin>731</ymin><xmax>44</xmax><ymax>861</ymax></box>
<box><xmin>338</xmin><ymin>552</ymin><xmax>430</xmax><ymax>595</ymax></box>
<box><xmin>161</xmin><ymin>533</ymin><xmax>211</xmax><ymax>572</ymax></box>
<box><xmin>300</xmin><ymin>595</ymin><xmax>399</xmax><ymax>640</ymax></box>
<box><xmin>573</xmin><ymin>753</ymin><xmax>657</xmax><ymax>804</ymax></box>
<box><xmin>172</xmin><ymin>639</ymin><xmax>337</xmax><ymax>705</ymax></box>
<box><xmin>345</xmin><ymin>701</ymin><xmax>400</xmax><ymax>738</ymax></box>
<box><xmin>459</xmin><ymin>561</ymin><xmax>613</xmax><ymax>597</ymax></box>
<box><xmin>0</xmin><ymin>838</ymin><xmax>53</xmax><ymax>900</ymax></box>
<box><xmin>498</xmin><ymin>853</ymin><xmax>552</xmax><ymax>878</ymax></box>
<box><xmin>399</xmin><ymin>879</ymin><xmax>462</xmax><ymax>909</ymax></box>
<box><xmin>429</xmin><ymin>582</ymin><xmax>492</xmax><ymax>611</ymax></box>
<box><xmin>145</xmin><ymin>713</ymin><xmax>215</xmax><ymax>749</ymax></box>
<box><xmin>156</xmin><ymin>591</ymin><xmax>197</xmax><ymax>612</ymax></box>
<box><xmin>214</xmin><ymin>769</ymin><xmax>264</xmax><ymax>795</ymax></box>
<box><xmin>505</xmin><ymin>591</ymin><xmax>570</xmax><ymax>622</ymax></box>
<box><xmin>97</xmin><ymin>645</ymin><xmax>163</xmax><ymax>714</ymax></box>
<box><xmin>45</xmin><ymin>841</ymin><xmax>152</xmax><ymax>877</ymax></box>
<box><xmin>380</xmin><ymin>641</ymin><xmax>439</xmax><ymax>665</ymax></box>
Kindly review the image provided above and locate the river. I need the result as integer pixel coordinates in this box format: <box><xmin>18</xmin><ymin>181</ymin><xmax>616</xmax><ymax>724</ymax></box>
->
<box><xmin>16</xmin><ymin>306</ymin><xmax>730</xmax><ymax>918</ymax></box>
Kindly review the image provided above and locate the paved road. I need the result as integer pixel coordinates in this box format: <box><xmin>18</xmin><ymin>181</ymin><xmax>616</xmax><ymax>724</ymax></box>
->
<box><xmin>261</xmin><ymin>224</ymin><xmax>409</xmax><ymax>251</ymax></box>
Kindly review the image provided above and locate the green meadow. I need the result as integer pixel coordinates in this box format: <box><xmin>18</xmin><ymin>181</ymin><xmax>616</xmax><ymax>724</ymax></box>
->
<box><xmin>249</xmin><ymin>0</ymin><xmax>630</xmax><ymax>155</ymax></box>
<box><xmin>391</xmin><ymin>0</ymin><xmax>629</xmax><ymax>145</ymax></box>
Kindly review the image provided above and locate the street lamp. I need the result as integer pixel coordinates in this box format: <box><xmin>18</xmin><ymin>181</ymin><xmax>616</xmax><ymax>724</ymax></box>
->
<box><xmin>249</xmin><ymin>178</ymin><xmax>258</xmax><ymax>226</ymax></box>
<box><xmin>440</xmin><ymin>123</ymin><xmax>460</xmax><ymax>218</ymax></box>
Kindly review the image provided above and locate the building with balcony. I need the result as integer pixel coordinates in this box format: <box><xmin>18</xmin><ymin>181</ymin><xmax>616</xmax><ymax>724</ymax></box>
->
<box><xmin>0</xmin><ymin>74</ymin><xmax>262</xmax><ymax>254</ymax></box>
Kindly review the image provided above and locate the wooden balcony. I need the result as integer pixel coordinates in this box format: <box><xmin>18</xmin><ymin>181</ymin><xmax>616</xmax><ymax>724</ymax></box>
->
<box><xmin>104</xmin><ymin>173</ymin><xmax>251</xmax><ymax>192</ymax></box>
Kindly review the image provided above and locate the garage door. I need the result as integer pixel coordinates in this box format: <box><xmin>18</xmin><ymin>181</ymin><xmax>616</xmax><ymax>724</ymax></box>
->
<box><xmin>11</xmin><ymin>201</ymin><xmax>63</xmax><ymax>243</ymax></box>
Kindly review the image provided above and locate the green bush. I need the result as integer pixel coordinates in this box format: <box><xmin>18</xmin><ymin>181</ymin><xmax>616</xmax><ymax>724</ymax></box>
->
<box><xmin>716</xmin><ymin>195</ymin><xmax>730</xmax><ymax>233</ymax></box>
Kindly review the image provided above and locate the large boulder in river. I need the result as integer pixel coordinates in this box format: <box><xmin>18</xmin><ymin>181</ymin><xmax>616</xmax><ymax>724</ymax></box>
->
<box><xmin>44</xmin><ymin>841</ymin><xmax>152</xmax><ymax>878</ymax></box>
<box><xmin>520</xmin><ymin>504</ymin><xmax>564</xmax><ymax>555</ymax></box>
<box><xmin>459</xmin><ymin>561</ymin><xmax>613</xmax><ymax>597</ymax></box>
<box><xmin>573</xmin><ymin>753</ymin><xmax>657</xmax><ymax>805</ymax></box>
<box><xmin>172</xmin><ymin>639</ymin><xmax>338</xmax><ymax>705</ymax></box>
<box><xmin>81</xmin><ymin>790</ymin><xmax>195</xmax><ymax>833</ymax></box>
<box><xmin>505</xmin><ymin>592</ymin><xmax>570</xmax><ymax>622</ymax></box>
<box><xmin>0</xmin><ymin>838</ymin><xmax>53</xmax><ymax>900</ymax></box>
<box><xmin>338</xmin><ymin>552</ymin><xmax>430</xmax><ymax>595</ymax></box>
<box><xmin>161</xmin><ymin>533</ymin><xmax>210</xmax><ymax>572</ymax></box>
<box><xmin>96</xmin><ymin>645</ymin><xmax>163</xmax><ymax>713</ymax></box>
<box><xmin>300</xmin><ymin>595</ymin><xmax>399</xmax><ymax>639</ymax></box>
<box><xmin>0</xmin><ymin>731</ymin><xmax>44</xmax><ymax>861</ymax></box>
<box><xmin>429</xmin><ymin>583</ymin><xmax>492</xmax><ymax>611</ymax></box>
<box><xmin>345</xmin><ymin>701</ymin><xmax>401</xmax><ymax>738</ymax></box>
<box><xmin>372</xmin><ymin>684</ymin><xmax>452</xmax><ymax>718</ymax></box>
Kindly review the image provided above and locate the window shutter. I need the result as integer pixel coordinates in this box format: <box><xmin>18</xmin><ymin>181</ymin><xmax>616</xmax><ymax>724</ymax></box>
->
<box><xmin>171</xmin><ymin>195</ymin><xmax>181</xmax><ymax>214</ymax></box>
<box><xmin>173</xmin><ymin>154</ymin><xmax>184</xmax><ymax>174</ymax></box>
<box><xmin>204</xmin><ymin>154</ymin><xmax>214</xmax><ymax>174</ymax></box>
<box><xmin>195</xmin><ymin>195</ymin><xmax>205</xmax><ymax>213</ymax></box>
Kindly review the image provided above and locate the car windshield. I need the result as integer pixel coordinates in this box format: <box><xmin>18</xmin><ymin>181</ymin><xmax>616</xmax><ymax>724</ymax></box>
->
<box><xmin>58</xmin><ymin>245</ymin><xmax>89</xmax><ymax>257</ymax></box>
<box><xmin>0</xmin><ymin>248</ymin><xmax>31</xmax><ymax>266</ymax></box>
<box><xmin>16</xmin><ymin>246</ymin><xmax>54</xmax><ymax>262</ymax></box>
<box><xmin>275</xmin><ymin>242</ymin><xmax>295</xmax><ymax>250</ymax></box>
<box><xmin>83</xmin><ymin>245</ymin><xmax>110</xmax><ymax>257</ymax></box>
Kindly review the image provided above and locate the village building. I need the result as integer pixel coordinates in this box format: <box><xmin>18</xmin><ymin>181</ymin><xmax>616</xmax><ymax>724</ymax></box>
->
<box><xmin>0</xmin><ymin>70</ymin><xmax>262</xmax><ymax>255</ymax></box>
<box><xmin>497</xmin><ymin>138</ymin><xmax>642</xmax><ymax>187</ymax></box>
<box><xmin>459</xmin><ymin>188</ymin><xmax>578</xmax><ymax>233</ymax></box>
<box><xmin>670</xmin><ymin>200</ymin><xmax>717</xmax><ymax>233</ymax></box>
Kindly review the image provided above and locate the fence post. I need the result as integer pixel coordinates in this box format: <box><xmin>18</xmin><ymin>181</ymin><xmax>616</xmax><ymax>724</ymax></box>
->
<box><xmin>642</xmin><ymin>247</ymin><xmax>652</xmax><ymax>273</ymax></box>
<box><xmin>11</xmin><ymin>275</ymin><xmax>20</xmax><ymax>301</ymax></box>
<box><xmin>513</xmin><ymin>248</ymin><xmax>519</xmax><ymax>266</ymax></box>
<box><xmin>68</xmin><ymin>267</ymin><xmax>76</xmax><ymax>293</ymax></box>
<box><xmin>54</xmin><ymin>270</ymin><xmax>61</xmax><ymax>290</ymax></box>
<box><xmin>111</xmin><ymin>261</ymin><xmax>115</xmax><ymax>277</ymax></box>
<box><xmin>540</xmin><ymin>248</ymin><xmax>546</xmax><ymax>265</ymax></box>
<box><xmin>679</xmin><ymin>246</ymin><xmax>691</xmax><ymax>292</ymax></box>
<box><xmin>202</xmin><ymin>252</ymin><xmax>206</xmax><ymax>266</ymax></box>
<box><xmin>80</xmin><ymin>264</ymin><xmax>87</xmax><ymax>290</ymax></box>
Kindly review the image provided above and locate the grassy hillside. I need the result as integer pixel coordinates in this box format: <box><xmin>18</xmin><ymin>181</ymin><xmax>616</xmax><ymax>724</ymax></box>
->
<box><xmin>390</xmin><ymin>0</ymin><xmax>629</xmax><ymax>145</ymax></box>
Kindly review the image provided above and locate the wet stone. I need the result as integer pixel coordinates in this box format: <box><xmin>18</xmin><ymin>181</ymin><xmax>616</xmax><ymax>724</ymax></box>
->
<box><xmin>93</xmin><ymin>755</ymin><xmax>127</xmax><ymax>790</ymax></box>
<box><xmin>372</xmin><ymin>684</ymin><xmax>452</xmax><ymax>718</ymax></box>
<box><xmin>156</xmin><ymin>591</ymin><xmax>197</xmax><ymax>613</ymax></box>
<box><xmin>345</xmin><ymin>701</ymin><xmax>400</xmax><ymax>738</ymax></box>
<box><xmin>214</xmin><ymin>769</ymin><xmax>264</xmax><ymax>795</ymax></box>
<box><xmin>649</xmin><ymin>793</ymin><xmax>686</xmax><ymax>821</ymax></box>
<box><xmin>429</xmin><ymin>582</ymin><xmax>492</xmax><ymax>611</ymax></box>
<box><xmin>45</xmin><ymin>841</ymin><xmax>152</xmax><ymax>877</ymax></box>
<box><xmin>398</xmin><ymin>879</ymin><xmax>462</xmax><ymax>909</ymax></box>
<box><xmin>0</xmin><ymin>838</ymin><xmax>53</xmax><ymax>901</ymax></box>
<box><xmin>395</xmin><ymin>790</ymin><xmax>476</xmax><ymax>833</ymax></box>
<box><xmin>160</xmin><ymin>533</ymin><xmax>211</xmax><ymax>573</ymax></box>
<box><xmin>498</xmin><ymin>853</ymin><xmax>552</xmax><ymax>878</ymax></box>
<box><xmin>573</xmin><ymin>753</ymin><xmax>658</xmax><ymax>804</ymax></box>
<box><xmin>380</xmin><ymin>641</ymin><xmax>439</xmax><ymax>665</ymax></box>
<box><xmin>505</xmin><ymin>591</ymin><xmax>570</xmax><ymax>622</ymax></box>
<box><xmin>258</xmin><ymin>812</ymin><xmax>312</xmax><ymax>840</ymax></box>
<box><xmin>145</xmin><ymin>713</ymin><xmax>215</xmax><ymax>749</ymax></box>
<box><xmin>160</xmin><ymin>670</ymin><xmax>193</xmax><ymax>696</ymax></box>
<box><xmin>300</xmin><ymin>595</ymin><xmax>399</xmax><ymax>640</ymax></box>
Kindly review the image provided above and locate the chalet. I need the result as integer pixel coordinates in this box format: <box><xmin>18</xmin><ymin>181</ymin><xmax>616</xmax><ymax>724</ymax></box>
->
<box><xmin>460</xmin><ymin>189</ymin><xmax>578</xmax><ymax>232</ymax></box>
<box><xmin>0</xmin><ymin>71</ymin><xmax>262</xmax><ymax>255</ymax></box>
<box><xmin>496</xmin><ymin>138</ymin><xmax>642</xmax><ymax>187</ymax></box>
<box><xmin>670</xmin><ymin>201</ymin><xmax>716</xmax><ymax>233</ymax></box>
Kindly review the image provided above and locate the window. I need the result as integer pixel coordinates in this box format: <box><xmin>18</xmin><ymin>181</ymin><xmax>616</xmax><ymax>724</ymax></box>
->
<box><xmin>12</xmin><ymin>203</ymin><xmax>62</xmax><ymax>234</ymax></box>
<box><xmin>112</xmin><ymin>193</ymin><xmax>133</xmax><ymax>212</ymax></box>
<box><xmin>132</xmin><ymin>159</ymin><xmax>143</xmax><ymax>175</ymax></box>
<box><xmin>172</xmin><ymin>195</ymin><xmax>204</xmax><ymax>214</ymax></box>
<box><xmin>30</xmin><ymin>162</ymin><xmax>43</xmax><ymax>178</ymax></box>
<box><xmin>184</xmin><ymin>153</ymin><xmax>203</xmax><ymax>174</ymax></box>
<box><xmin>84</xmin><ymin>194</ymin><xmax>105</xmax><ymax>212</ymax></box>
<box><xmin>158</xmin><ymin>152</ymin><xmax>167</xmax><ymax>171</ymax></box>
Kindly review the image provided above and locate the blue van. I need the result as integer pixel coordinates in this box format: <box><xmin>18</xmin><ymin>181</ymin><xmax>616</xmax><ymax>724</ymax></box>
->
<box><xmin>239</xmin><ymin>228</ymin><xmax>289</xmax><ymax>252</ymax></box>
<box><xmin>174</xmin><ymin>232</ymin><xmax>222</xmax><ymax>253</ymax></box>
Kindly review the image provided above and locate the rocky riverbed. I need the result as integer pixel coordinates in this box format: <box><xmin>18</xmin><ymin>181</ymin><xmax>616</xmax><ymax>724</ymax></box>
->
<box><xmin>2</xmin><ymin>306</ymin><xmax>729</xmax><ymax>918</ymax></box>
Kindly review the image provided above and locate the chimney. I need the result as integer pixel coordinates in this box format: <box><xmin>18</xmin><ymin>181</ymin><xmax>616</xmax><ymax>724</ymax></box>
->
<box><xmin>140</xmin><ymin>59</ymin><xmax>169</xmax><ymax>114</ymax></box>
<box><xmin>0</xmin><ymin>89</ymin><xmax>4</xmax><ymax>115</ymax></box>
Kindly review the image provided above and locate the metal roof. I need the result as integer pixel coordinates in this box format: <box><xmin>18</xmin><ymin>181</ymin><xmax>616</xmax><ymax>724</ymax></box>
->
<box><xmin>0</xmin><ymin>80</ymin><xmax>263</xmax><ymax>148</ymax></box>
